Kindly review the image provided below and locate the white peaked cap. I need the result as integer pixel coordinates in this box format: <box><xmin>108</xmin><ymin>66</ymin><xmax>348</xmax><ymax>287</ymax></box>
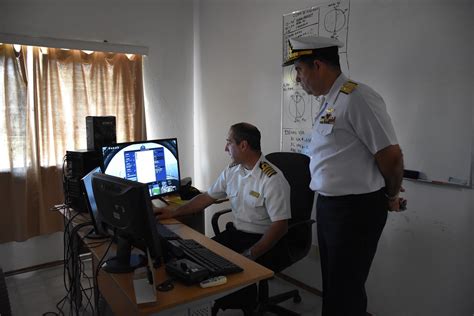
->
<box><xmin>283</xmin><ymin>36</ymin><xmax>344</xmax><ymax>66</ymax></box>
<box><xmin>289</xmin><ymin>36</ymin><xmax>344</xmax><ymax>51</ymax></box>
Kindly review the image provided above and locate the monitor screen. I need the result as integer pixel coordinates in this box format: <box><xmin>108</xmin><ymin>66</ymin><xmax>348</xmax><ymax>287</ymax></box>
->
<box><xmin>101</xmin><ymin>138</ymin><xmax>180</xmax><ymax>199</ymax></box>
<box><xmin>81</xmin><ymin>166</ymin><xmax>108</xmax><ymax>237</ymax></box>
<box><xmin>92</xmin><ymin>173</ymin><xmax>163</xmax><ymax>273</ymax></box>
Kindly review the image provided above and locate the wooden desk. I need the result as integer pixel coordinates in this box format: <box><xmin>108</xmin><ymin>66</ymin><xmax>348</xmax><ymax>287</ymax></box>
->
<box><xmin>62</xmin><ymin>210</ymin><xmax>273</xmax><ymax>316</ymax></box>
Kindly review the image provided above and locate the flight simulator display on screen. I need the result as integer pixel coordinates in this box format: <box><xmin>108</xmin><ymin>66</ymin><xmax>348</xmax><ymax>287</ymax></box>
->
<box><xmin>101</xmin><ymin>138</ymin><xmax>180</xmax><ymax>198</ymax></box>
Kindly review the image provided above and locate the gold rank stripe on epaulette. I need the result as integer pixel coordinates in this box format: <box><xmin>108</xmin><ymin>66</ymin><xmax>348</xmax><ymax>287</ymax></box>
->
<box><xmin>340</xmin><ymin>80</ymin><xmax>358</xmax><ymax>95</ymax></box>
<box><xmin>259</xmin><ymin>161</ymin><xmax>277</xmax><ymax>178</ymax></box>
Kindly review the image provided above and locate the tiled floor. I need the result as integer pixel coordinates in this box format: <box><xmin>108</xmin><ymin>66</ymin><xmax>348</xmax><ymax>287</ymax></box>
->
<box><xmin>5</xmin><ymin>260</ymin><xmax>322</xmax><ymax>315</ymax></box>
<box><xmin>5</xmin><ymin>262</ymin><xmax>96</xmax><ymax>316</ymax></box>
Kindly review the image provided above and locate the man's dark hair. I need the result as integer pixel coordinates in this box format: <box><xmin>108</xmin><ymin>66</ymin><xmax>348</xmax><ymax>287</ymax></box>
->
<box><xmin>298</xmin><ymin>46</ymin><xmax>341</xmax><ymax>69</ymax></box>
<box><xmin>230</xmin><ymin>122</ymin><xmax>261</xmax><ymax>152</ymax></box>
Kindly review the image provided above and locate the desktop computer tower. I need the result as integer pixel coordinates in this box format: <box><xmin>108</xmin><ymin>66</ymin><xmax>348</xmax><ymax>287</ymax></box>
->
<box><xmin>64</xmin><ymin>149</ymin><xmax>102</xmax><ymax>212</ymax></box>
<box><xmin>86</xmin><ymin>116</ymin><xmax>116</xmax><ymax>151</ymax></box>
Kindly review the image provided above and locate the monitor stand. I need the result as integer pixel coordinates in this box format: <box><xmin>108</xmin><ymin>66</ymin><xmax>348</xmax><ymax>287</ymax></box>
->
<box><xmin>102</xmin><ymin>236</ymin><xmax>146</xmax><ymax>273</ymax></box>
<box><xmin>84</xmin><ymin>228</ymin><xmax>109</xmax><ymax>240</ymax></box>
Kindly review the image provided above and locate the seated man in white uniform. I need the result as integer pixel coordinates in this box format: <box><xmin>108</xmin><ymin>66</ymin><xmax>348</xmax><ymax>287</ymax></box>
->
<box><xmin>154</xmin><ymin>122</ymin><xmax>291</xmax><ymax>310</ymax></box>
<box><xmin>155</xmin><ymin>122</ymin><xmax>291</xmax><ymax>261</ymax></box>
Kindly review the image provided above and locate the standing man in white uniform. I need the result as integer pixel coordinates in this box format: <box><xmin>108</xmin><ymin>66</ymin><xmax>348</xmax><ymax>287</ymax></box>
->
<box><xmin>155</xmin><ymin>122</ymin><xmax>291</xmax><ymax>263</ymax></box>
<box><xmin>283</xmin><ymin>36</ymin><xmax>405</xmax><ymax>316</ymax></box>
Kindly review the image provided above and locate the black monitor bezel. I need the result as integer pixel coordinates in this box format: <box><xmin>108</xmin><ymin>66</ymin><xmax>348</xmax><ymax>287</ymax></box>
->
<box><xmin>91</xmin><ymin>173</ymin><xmax>163</xmax><ymax>272</ymax></box>
<box><xmin>80</xmin><ymin>166</ymin><xmax>109</xmax><ymax>237</ymax></box>
<box><xmin>100</xmin><ymin>138</ymin><xmax>181</xmax><ymax>199</ymax></box>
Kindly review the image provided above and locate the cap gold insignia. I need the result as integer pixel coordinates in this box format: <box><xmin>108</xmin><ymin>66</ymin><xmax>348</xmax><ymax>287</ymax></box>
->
<box><xmin>284</xmin><ymin>40</ymin><xmax>314</xmax><ymax>64</ymax></box>
<box><xmin>340</xmin><ymin>80</ymin><xmax>358</xmax><ymax>94</ymax></box>
<box><xmin>260</xmin><ymin>162</ymin><xmax>277</xmax><ymax>177</ymax></box>
<box><xmin>286</xmin><ymin>49</ymin><xmax>314</xmax><ymax>63</ymax></box>
<box><xmin>249</xmin><ymin>190</ymin><xmax>260</xmax><ymax>198</ymax></box>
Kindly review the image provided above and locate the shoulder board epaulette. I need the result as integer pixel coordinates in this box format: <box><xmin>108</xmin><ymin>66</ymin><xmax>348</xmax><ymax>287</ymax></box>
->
<box><xmin>259</xmin><ymin>161</ymin><xmax>277</xmax><ymax>178</ymax></box>
<box><xmin>340</xmin><ymin>80</ymin><xmax>358</xmax><ymax>95</ymax></box>
<box><xmin>228</xmin><ymin>162</ymin><xmax>239</xmax><ymax>168</ymax></box>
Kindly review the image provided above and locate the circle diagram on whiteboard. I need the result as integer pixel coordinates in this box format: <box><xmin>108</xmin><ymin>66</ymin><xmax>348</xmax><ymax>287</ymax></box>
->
<box><xmin>288</xmin><ymin>91</ymin><xmax>306</xmax><ymax>123</ymax></box>
<box><xmin>324</xmin><ymin>7</ymin><xmax>347</xmax><ymax>37</ymax></box>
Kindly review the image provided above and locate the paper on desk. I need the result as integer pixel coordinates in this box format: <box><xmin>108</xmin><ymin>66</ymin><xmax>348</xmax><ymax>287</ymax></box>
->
<box><xmin>166</xmin><ymin>193</ymin><xmax>202</xmax><ymax>206</ymax></box>
<box><xmin>133</xmin><ymin>251</ymin><xmax>157</xmax><ymax>305</ymax></box>
<box><xmin>133</xmin><ymin>277</ymin><xmax>156</xmax><ymax>304</ymax></box>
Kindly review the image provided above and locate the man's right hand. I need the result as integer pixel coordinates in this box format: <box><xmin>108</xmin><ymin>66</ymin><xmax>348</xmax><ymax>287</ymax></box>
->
<box><xmin>388</xmin><ymin>197</ymin><xmax>407</xmax><ymax>212</ymax></box>
<box><xmin>387</xmin><ymin>186</ymin><xmax>407</xmax><ymax>212</ymax></box>
<box><xmin>154</xmin><ymin>205</ymin><xmax>176</xmax><ymax>220</ymax></box>
<box><xmin>153</xmin><ymin>193</ymin><xmax>214</xmax><ymax>220</ymax></box>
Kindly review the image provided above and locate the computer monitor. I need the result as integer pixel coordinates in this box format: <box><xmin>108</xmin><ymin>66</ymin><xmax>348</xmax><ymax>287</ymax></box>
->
<box><xmin>92</xmin><ymin>173</ymin><xmax>163</xmax><ymax>273</ymax></box>
<box><xmin>101</xmin><ymin>138</ymin><xmax>181</xmax><ymax>200</ymax></box>
<box><xmin>81</xmin><ymin>167</ymin><xmax>109</xmax><ymax>237</ymax></box>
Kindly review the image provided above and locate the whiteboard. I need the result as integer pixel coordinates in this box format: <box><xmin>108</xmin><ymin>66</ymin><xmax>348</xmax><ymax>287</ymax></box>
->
<box><xmin>281</xmin><ymin>0</ymin><xmax>473</xmax><ymax>185</ymax></box>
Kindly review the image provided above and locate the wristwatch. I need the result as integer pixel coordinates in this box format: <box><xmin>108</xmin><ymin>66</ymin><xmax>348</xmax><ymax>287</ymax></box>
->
<box><xmin>385</xmin><ymin>193</ymin><xmax>399</xmax><ymax>201</ymax></box>
<box><xmin>242</xmin><ymin>248</ymin><xmax>253</xmax><ymax>260</ymax></box>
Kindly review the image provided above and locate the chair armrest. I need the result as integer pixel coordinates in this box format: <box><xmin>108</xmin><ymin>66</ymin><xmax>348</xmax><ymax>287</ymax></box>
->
<box><xmin>285</xmin><ymin>219</ymin><xmax>316</xmax><ymax>262</ymax></box>
<box><xmin>211</xmin><ymin>209</ymin><xmax>232</xmax><ymax>235</ymax></box>
<box><xmin>213</xmin><ymin>198</ymin><xmax>229</xmax><ymax>205</ymax></box>
<box><xmin>288</xmin><ymin>219</ymin><xmax>315</xmax><ymax>231</ymax></box>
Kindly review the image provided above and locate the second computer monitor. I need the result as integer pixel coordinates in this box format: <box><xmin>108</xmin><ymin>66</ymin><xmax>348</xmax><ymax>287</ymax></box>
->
<box><xmin>101</xmin><ymin>138</ymin><xmax>180</xmax><ymax>199</ymax></box>
<box><xmin>81</xmin><ymin>166</ymin><xmax>108</xmax><ymax>237</ymax></box>
<box><xmin>92</xmin><ymin>173</ymin><xmax>163</xmax><ymax>273</ymax></box>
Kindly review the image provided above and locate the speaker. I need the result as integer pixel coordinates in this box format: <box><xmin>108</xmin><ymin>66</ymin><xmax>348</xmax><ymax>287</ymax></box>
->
<box><xmin>65</xmin><ymin>149</ymin><xmax>102</xmax><ymax>211</ymax></box>
<box><xmin>86</xmin><ymin>116</ymin><xmax>116</xmax><ymax>151</ymax></box>
<box><xmin>66</xmin><ymin>149</ymin><xmax>102</xmax><ymax>178</ymax></box>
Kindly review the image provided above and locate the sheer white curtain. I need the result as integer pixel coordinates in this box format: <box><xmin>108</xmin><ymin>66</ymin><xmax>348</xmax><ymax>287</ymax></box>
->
<box><xmin>0</xmin><ymin>44</ymin><xmax>145</xmax><ymax>242</ymax></box>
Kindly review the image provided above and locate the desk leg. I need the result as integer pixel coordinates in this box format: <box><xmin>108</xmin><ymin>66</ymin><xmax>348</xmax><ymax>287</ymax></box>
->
<box><xmin>91</xmin><ymin>256</ymin><xmax>100</xmax><ymax>313</ymax></box>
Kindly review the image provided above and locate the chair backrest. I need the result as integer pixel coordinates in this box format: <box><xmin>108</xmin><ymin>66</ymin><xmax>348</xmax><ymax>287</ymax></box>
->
<box><xmin>265</xmin><ymin>152</ymin><xmax>314</xmax><ymax>224</ymax></box>
<box><xmin>262</xmin><ymin>152</ymin><xmax>315</xmax><ymax>271</ymax></box>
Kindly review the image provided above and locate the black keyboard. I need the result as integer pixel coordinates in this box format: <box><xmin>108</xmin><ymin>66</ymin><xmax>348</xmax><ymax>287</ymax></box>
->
<box><xmin>168</xmin><ymin>239</ymin><xmax>244</xmax><ymax>276</ymax></box>
<box><xmin>156</xmin><ymin>223</ymin><xmax>181</xmax><ymax>240</ymax></box>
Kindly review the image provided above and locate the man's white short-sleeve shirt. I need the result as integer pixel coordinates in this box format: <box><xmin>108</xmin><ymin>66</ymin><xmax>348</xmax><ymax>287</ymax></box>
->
<box><xmin>207</xmin><ymin>155</ymin><xmax>291</xmax><ymax>234</ymax></box>
<box><xmin>309</xmin><ymin>73</ymin><xmax>398</xmax><ymax>196</ymax></box>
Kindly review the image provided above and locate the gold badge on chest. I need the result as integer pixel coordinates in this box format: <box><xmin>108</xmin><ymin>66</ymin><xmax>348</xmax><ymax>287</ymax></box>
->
<box><xmin>249</xmin><ymin>190</ymin><xmax>260</xmax><ymax>198</ymax></box>
<box><xmin>320</xmin><ymin>107</ymin><xmax>336</xmax><ymax>124</ymax></box>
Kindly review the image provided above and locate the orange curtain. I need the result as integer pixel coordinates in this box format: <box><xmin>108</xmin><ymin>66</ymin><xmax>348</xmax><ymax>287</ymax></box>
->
<box><xmin>0</xmin><ymin>45</ymin><xmax>145</xmax><ymax>242</ymax></box>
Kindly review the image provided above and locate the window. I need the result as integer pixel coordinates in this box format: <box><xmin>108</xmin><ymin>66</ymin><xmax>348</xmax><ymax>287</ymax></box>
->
<box><xmin>0</xmin><ymin>43</ymin><xmax>145</xmax><ymax>242</ymax></box>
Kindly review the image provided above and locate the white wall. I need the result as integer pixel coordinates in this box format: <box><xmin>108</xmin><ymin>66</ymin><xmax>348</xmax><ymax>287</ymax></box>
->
<box><xmin>196</xmin><ymin>0</ymin><xmax>474</xmax><ymax>315</ymax></box>
<box><xmin>194</xmin><ymin>0</ymin><xmax>318</xmax><ymax>188</ymax></box>
<box><xmin>0</xmin><ymin>0</ymin><xmax>195</xmax><ymax>270</ymax></box>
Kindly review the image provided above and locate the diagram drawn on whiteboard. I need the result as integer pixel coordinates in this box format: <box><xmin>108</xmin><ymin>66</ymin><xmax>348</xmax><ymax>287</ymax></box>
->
<box><xmin>324</xmin><ymin>2</ymin><xmax>348</xmax><ymax>39</ymax></box>
<box><xmin>288</xmin><ymin>91</ymin><xmax>306</xmax><ymax>122</ymax></box>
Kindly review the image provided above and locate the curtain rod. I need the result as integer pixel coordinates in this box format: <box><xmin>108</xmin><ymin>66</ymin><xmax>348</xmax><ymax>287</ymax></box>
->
<box><xmin>0</xmin><ymin>32</ymin><xmax>149</xmax><ymax>55</ymax></box>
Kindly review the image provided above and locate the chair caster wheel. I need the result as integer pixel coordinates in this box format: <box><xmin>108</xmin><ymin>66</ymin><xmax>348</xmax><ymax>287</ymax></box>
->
<box><xmin>293</xmin><ymin>294</ymin><xmax>302</xmax><ymax>303</ymax></box>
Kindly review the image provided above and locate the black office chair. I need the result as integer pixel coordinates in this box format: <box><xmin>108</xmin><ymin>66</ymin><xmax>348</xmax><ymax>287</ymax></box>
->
<box><xmin>211</xmin><ymin>152</ymin><xmax>315</xmax><ymax>316</ymax></box>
